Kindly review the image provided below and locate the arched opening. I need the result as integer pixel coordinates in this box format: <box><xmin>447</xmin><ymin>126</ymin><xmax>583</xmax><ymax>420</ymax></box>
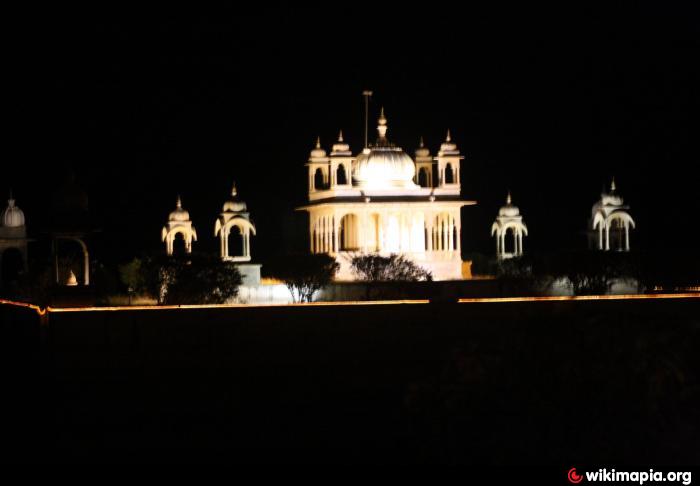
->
<box><xmin>1</xmin><ymin>248</ymin><xmax>24</xmax><ymax>286</ymax></box>
<box><xmin>314</xmin><ymin>168</ymin><xmax>325</xmax><ymax>190</ymax></box>
<box><xmin>336</xmin><ymin>164</ymin><xmax>347</xmax><ymax>185</ymax></box>
<box><xmin>55</xmin><ymin>238</ymin><xmax>87</xmax><ymax>285</ymax></box>
<box><xmin>503</xmin><ymin>228</ymin><xmax>516</xmax><ymax>254</ymax></box>
<box><xmin>228</xmin><ymin>225</ymin><xmax>244</xmax><ymax>258</ymax></box>
<box><xmin>433</xmin><ymin>213</ymin><xmax>455</xmax><ymax>251</ymax></box>
<box><xmin>418</xmin><ymin>167</ymin><xmax>428</xmax><ymax>188</ymax></box>
<box><xmin>172</xmin><ymin>232</ymin><xmax>186</xmax><ymax>256</ymax></box>
<box><xmin>609</xmin><ymin>218</ymin><xmax>625</xmax><ymax>251</ymax></box>
<box><xmin>339</xmin><ymin>214</ymin><xmax>359</xmax><ymax>251</ymax></box>
<box><xmin>445</xmin><ymin>163</ymin><xmax>454</xmax><ymax>184</ymax></box>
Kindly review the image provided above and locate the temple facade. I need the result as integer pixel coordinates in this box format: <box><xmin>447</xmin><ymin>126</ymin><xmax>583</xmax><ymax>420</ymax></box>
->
<box><xmin>298</xmin><ymin>109</ymin><xmax>476</xmax><ymax>280</ymax></box>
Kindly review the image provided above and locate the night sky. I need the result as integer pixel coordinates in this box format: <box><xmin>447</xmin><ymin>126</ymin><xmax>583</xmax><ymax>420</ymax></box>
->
<box><xmin>5</xmin><ymin>5</ymin><xmax>699</xmax><ymax>265</ymax></box>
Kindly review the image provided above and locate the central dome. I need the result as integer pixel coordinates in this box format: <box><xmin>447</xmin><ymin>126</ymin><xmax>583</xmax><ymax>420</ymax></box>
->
<box><xmin>352</xmin><ymin>109</ymin><xmax>416</xmax><ymax>189</ymax></box>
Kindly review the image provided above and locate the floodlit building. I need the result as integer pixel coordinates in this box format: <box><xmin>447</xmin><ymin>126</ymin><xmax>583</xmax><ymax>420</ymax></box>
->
<box><xmin>297</xmin><ymin>109</ymin><xmax>476</xmax><ymax>280</ymax></box>
<box><xmin>589</xmin><ymin>178</ymin><xmax>635</xmax><ymax>251</ymax></box>
<box><xmin>491</xmin><ymin>192</ymin><xmax>528</xmax><ymax>259</ymax></box>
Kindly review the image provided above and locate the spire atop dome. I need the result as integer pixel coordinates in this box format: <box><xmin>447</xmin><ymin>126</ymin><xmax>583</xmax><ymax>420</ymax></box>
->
<box><xmin>419</xmin><ymin>136</ymin><xmax>425</xmax><ymax>148</ymax></box>
<box><xmin>438</xmin><ymin>129</ymin><xmax>459</xmax><ymax>155</ymax></box>
<box><xmin>610</xmin><ymin>176</ymin><xmax>616</xmax><ymax>192</ymax></box>
<box><xmin>377</xmin><ymin>107</ymin><xmax>388</xmax><ymax>141</ymax></box>
<box><xmin>315</xmin><ymin>136</ymin><xmax>321</xmax><ymax>149</ymax></box>
<box><xmin>231</xmin><ymin>182</ymin><xmax>237</xmax><ymax>197</ymax></box>
<box><xmin>176</xmin><ymin>195</ymin><xmax>182</xmax><ymax>209</ymax></box>
<box><xmin>331</xmin><ymin>130</ymin><xmax>351</xmax><ymax>155</ymax></box>
<box><xmin>498</xmin><ymin>191</ymin><xmax>521</xmax><ymax>217</ymax></box>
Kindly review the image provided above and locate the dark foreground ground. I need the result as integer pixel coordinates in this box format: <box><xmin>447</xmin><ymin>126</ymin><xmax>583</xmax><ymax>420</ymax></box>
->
<box><xmin>2</xmin><ymin>298</ymin><xmax>699</xmax><ymax>464</ymax></box>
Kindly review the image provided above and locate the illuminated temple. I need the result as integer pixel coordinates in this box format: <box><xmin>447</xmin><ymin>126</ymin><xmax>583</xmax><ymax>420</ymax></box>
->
<box><xmin>298</xmin><ymin>109</ymin><xmax>476</xmax><ymax>280</ymax></box>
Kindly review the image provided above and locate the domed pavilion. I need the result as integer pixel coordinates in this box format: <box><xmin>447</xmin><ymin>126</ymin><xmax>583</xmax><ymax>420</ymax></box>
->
<box><xmin>298</xmin><ymin>107</ymin><xmax>476</xmax><ymax>280</ymax></box>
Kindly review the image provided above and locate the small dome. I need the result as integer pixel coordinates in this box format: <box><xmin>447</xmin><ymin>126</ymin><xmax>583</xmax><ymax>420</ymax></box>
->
<box><xmin>415</xmin><ymin>137</ymin><xmax>430</xmax><ymax>158</ymax></box>
<box><xmin>169</xmin><ymin>196</ymin><xmax>190</xmax><ymax>222</ymax></box>
<box><xmin>499</xmin><ymin>193</ymin><xmax>520</xmax><ymax>217</ymax></box>
<box><xmin>310</xmin><ymin>137</ymin><xmax>327</xmax><ymax>158</ymax></box>
<box><xmin>1</xmin><ymin>197</ymin><xmax>25</xmax><ymax>227</ymax></box>
<box><xmin>222</xmin><ymin>184</ymin><xmax>247</xmax><ymax>212</ymax></box>
<box><xmin>499</xmin><ymin>204</ymin><xmax>520</xmax><ymax>217</ymax></box>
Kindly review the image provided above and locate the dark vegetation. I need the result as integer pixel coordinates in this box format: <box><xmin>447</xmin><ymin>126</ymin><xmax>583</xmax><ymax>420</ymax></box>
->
<box><xmin>119</xmin><ymin>253</ymin><xmax>242</xmax><ymax>304</ymax></box>
<box><xmin>469</xmin><ymin>250</ymin><xmax>700</xmax><ymax>296</ymax></box>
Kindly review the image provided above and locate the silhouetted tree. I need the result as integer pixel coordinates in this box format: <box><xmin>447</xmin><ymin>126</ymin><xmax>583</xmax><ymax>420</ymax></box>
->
<box><xmin>267</xmin><ymin>253</ymin><xmax>339</xmax><ymax>302</ymax></box>
<box><xmin>351</xmin><ymin>254</ymin><xmax>432</xmax><ymax>282</ymax></box>
<box><xmin>350</xmin><ymin>254</ymin><xmax>432</xmax><ymax>299</ymax></box>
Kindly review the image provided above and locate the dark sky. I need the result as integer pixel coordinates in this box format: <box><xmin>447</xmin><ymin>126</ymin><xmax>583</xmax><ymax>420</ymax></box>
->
<box><xmin>5</xmin><ymin>5</ymin><xmax>699</xmax><ymax>264</ymax></box>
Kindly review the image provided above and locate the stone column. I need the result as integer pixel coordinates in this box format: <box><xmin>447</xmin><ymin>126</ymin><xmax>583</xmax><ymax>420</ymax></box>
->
<box><xmin>83</xmin><ymin>245</ymin><xmax>90</xmax><ymax>285</ymax></box>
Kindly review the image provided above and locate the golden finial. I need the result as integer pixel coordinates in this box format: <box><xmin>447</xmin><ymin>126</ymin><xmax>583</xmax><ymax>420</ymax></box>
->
<box><xmin>231</xmin><ymin>182</ymin><xmax>237</xmax><ymax>197</ymax></box>
<box><xmin>378</xmin><ymin>106</ymin><xmax>387</xmax><ymax>125</ymax></box>
<box><xmin>338</xmin><ymin>130</ymin><xmax>344</xmax><ymax>142</ymax></box>
<box><xmin>419</xmin><ymin>136</ymin><xmax>425</xmax><ymax>148</ymax></box>
<box><xmin>176</xmin><ymin>195</ymin><xmax>182</xmax><ymax>208</ymax></box>
<box><xmin>315</xmin><ymin>136</ymin><xmax>321</xmax><ymax>149</ymax></box>
<box><xmin>610</xmin><ymin>176</ymin><xmax>616</xmax><ymax>192</ymax></box>
<box><xmin>446</xmin><ymin>129</ymin><xmax>452</xmax><ymax>142</ymax></box>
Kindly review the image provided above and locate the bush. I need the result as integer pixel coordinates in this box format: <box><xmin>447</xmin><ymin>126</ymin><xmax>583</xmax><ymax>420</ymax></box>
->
<box><xmin>350</xmin><ymin>254</ymin><xmax>432</xmax><ymax>282</ymax></box>
<box><xmin>266</xmin><ymin>253</ymin><xmax>339</xmax><ymax>303</ymax></box>
<box><xmin>119</xmin><ymin>253</ymin><xmax>242</xmax><ymax>305</ymax></box>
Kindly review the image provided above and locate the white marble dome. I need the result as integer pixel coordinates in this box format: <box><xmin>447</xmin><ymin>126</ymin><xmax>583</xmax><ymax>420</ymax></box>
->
<box><xmin>1</xmin><ymin>198</ymin><xmax>25</xmax><ymax>227</ymax></box>
<box><xmin>352</xmin><ymin>110</ymin><xmax>416</xmax><ymax>188</ymax></box>
<box><xmin>353</xmin><ymin>146</ymin><xmax>416</xmax><ymax>188</ymax></box>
